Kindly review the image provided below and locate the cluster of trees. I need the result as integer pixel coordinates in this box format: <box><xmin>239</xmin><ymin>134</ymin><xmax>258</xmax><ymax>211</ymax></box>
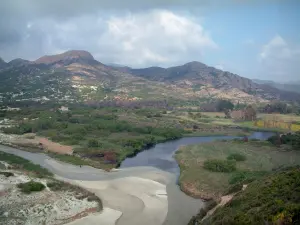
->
<box><xmin>200</xmin><ymin>99</ymin><xmax>234</xmax><ymax>112</ymax></box>
<box><xmin>268</xmin><ymin>132</ymin><xmax>300</xmax><ymax>149</ymax></box>
<box><xmin>258</xmin><ymin>101</ymin><xmax>300</xmax><ymax>114</ymax></box>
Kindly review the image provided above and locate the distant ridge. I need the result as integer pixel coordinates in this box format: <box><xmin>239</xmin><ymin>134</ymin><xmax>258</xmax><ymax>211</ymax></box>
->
<box><xmin>35</xmin><ymin>50</ymin><xmax>94</xmax><ymax>65</ymax></box>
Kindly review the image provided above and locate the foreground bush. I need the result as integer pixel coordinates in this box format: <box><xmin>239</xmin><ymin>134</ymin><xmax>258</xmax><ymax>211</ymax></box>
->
<box><xmin>0</xmin><ymin>171</ymin><xmax>14</xmax><ymax>177</ymax></box>
<box><xmin>227</xmin><ymin>153</ymin><xmax>246</xmax><ymax>161</ymax></box>
<box><xmin>188</xmin><ymin>199</ymin><xmax>218</xmax><ymax>225</ymax></box>
<box><xmin>17</xmin><ymin>181</ymin><xmax>45</xmax><ymax>194</ymax></box>
<box><xmin>229</xmin><ymin>171</ymin><xmax>268</xmax><ymax>185</ymax></box>
<box><xmin>200</xmin><ymin>166</ymin><xmax>300</xmax><ymax>225</ymax></box>
<box><xmin>203</xmin><ymin>159</ymin><xmax>236</xmax><ymax>172</ymax></box>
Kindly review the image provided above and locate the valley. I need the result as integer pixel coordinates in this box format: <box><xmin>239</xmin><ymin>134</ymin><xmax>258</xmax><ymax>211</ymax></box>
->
<box><xmin>0</xmin><ymin>50</ymin><xmax>300</xmax><ymax>225</ymax></box>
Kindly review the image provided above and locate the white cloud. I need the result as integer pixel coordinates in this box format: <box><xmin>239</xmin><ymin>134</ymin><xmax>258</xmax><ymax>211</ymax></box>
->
<box><xmin>259</xmin><ymin>35</ymin><xmax>291</xmax><ymax>60</ymax></box>
<box><xmin>258</xmin><ymin>35</ymin><xmax>300</xmax><ymax>81</ymax></box>
<box><xmin>1</xmin><ymin>10</ymin><xmax>217</xmax><ymax>67</ymax></box>
<box><xmin>215</xmin><ymin>63</ymin><xmax>224</xmax><ymax>70</ymax></box>
<box><xmin>243</xmin><ymin>38</ymin><xmax>254</xmax><ymax>45</ymax></box>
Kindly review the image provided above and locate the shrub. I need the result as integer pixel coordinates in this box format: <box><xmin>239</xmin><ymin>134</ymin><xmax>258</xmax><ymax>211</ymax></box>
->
<box><xmin>225</xmin><ymin>182</ymin><xmax>243</xmax><ymax>195</ymax></box>
<box><xmin>203</xmin><ymin>159</ymin><xmax>236</xmax><ymax>172</ymax></box>
<box><xmin>0</xmin><ymin>171</ymin><xmax>14</xmax><ymax>177</ymax></box>
<box><xmin>227</xmin><ymin>153</ymin><xmax>246</xmax><ymax>161</ymax></box>
<box><xmin>229</xmin><ymin>171</ymin><xmax>268</xmax><ymax>185</ymax></box>
<box><xmin>47</xmin><ymin>181</ymin><xmax>61</xmax><ymax>191</ymax></box>
<box><xmin>88</xmin><ymin>139</ymin><xmax>100</xmax><ymax>148</ymax></box>
<box><xmin>17</xmin><ymin>181</ymin><xmax>45</xmax><ymax>194</ymax></box>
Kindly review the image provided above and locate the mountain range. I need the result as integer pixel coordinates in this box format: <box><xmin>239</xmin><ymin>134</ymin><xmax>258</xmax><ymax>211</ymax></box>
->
<box><xmin>253</xmin><ymin>79</ymin><xmax>300</xmax><ymax>94</ymax></box>
<box><xmin>0</xmin><ymin>50</ymin><xmax>299</xmax><ymax>105</ymax></box>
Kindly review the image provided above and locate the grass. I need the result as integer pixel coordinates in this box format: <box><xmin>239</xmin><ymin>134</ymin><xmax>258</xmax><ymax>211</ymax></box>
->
<box><xmin>203</xmin><ymin>159</ymin><xmax>237</xmax><ymax>172</ymax></box>
<box><xmin>175</xmin><ymin>140</ymin><xmax>300</xmax><ymax>200</ymax></box>
<box><xmin>227</xmin><ymin>153</ymin><xmax>246</xmax><ymax>161</ymax></box>
<box><xmin>48</xmin><ymin>152</ymin><xmax>114</xmax><ymax>171</ymax></box>
<box><xmin>0</xmin><ymin>151</ymin><xmax>53</xmax><ymax>177</ymax></box>
<box><xmin>259</xmin><ymin>113</ymin><xmax>300</xmax><ymax>122</ymax></box>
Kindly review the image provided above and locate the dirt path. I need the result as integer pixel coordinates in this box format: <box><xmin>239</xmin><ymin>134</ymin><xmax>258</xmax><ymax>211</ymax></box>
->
<box><xmin>0</xmin><ymin>133</ymin><xmax>73</xmax><ymax>155</ymax></box>
<box><xmin>205</xmin><ymin>195</ymin><xmax>234</xmax><ymax>217</ymax></box>
<box><xmin>35</xmin><ymin>136</ymin><xmax>73</xmax><ymax>155</ymax></box>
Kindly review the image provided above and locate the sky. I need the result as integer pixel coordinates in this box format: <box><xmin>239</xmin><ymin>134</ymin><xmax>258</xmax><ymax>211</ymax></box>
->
<box><xmin>0</xmin><ymin>0</ymin><xmax>299</xmax><ymax>82</ymax></box>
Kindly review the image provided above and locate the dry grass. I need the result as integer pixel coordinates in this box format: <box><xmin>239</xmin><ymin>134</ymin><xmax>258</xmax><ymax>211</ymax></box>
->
<box><xmin>175</xmin><ymin>140</ymin><xmax>300</xmax><ymax>200</ymax></box>
<box><xmin>258</xmin><ymin>113</ymin><xmax>300</xmax><ymax>122</ymax></box>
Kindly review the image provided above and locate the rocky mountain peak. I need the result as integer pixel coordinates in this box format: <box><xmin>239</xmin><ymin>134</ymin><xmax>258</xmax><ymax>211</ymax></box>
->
<box><xmin>0</xmin><ymin>57</ymin><xmax>6</xmax><ymax>64</ymax></box>
<box><xmin>0</xmin><ymin>57</ymin><xmax>7</xmax><ymax>69</ymax></box>
<box><xmin>34</xmin><ymin>50</ymin><xmax>94</xmax><ymax>65</ymax></box>
<box><xmin>8</xmin><ymin>58</ymin><xmax>30</xmax><ymax>67</ymax></box>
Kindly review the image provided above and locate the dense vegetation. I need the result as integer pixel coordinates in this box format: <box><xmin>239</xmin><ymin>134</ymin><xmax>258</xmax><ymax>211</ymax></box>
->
<box><xmin>0</xmin><ymin>151</ymin><xmax>53</xmax><ymax>177</ymax></box>
<box><xmin>268</xmin><ymin>132</ymin><xmax>300</xmax><ymax>149</ymax></box>
<box><xmin>199</xmin><ymin>166</ymin><xmax>300</xmax><ymax>225</ymax></box>
<box><xmin>257</xmin><ymin>101</ymin><xmax>298</xmax><ymax>114</ymax></box>
<box><xmin>17</xmin><ymin>181</ymin><xmax>46</xmax><ymax>194</ymax></box>
<box><xmin>1</xmin><ymin>104</ymin><xmax>185</xmax><ymax>168</ymax></box>
<box><xmin>203</xmin><ymin>159</ymin><xmax>237</xmax><ymax>172</ymax></box>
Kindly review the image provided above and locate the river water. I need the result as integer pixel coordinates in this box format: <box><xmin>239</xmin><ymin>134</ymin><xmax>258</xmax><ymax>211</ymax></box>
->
<box><xmin>120</xmin><ymin>132</ymin><xmax>275</xmax><ymax>175</ymax></box>
<box><xmin>0</xmin><ymin>131</ymin><xmax>274</xmax><ymax>225</ymax></box>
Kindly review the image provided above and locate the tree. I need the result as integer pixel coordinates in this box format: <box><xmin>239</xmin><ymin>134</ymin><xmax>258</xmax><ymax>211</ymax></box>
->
<box><xmin>244</xmin><ymin>105</ymin><xmax>257</xmax><ymax>121</ymax></box>
<box><xmin>216</xmin><ymin>100</ymin><xmax>234</xmax><ymax>112</ymax></box>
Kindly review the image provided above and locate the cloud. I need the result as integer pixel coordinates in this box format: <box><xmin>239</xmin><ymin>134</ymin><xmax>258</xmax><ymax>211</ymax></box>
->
<box><xmin>243</xmin><ymin>39</ymin><xmax>255</xmax><ymax>46</ymax></box>
<box><xmin>0</xmin><ymin>9</ymin><xmax>217</xmax><ymax>67</ymax></box>
<box><xmin>215</xmin><ymin>63</ymin><xmax>225</xmax><ymax>70</ymax></box>
<box><xmin>258</xmin><ymin>35</ymin><xmax>300</xmax><ymax>81</ymax></box>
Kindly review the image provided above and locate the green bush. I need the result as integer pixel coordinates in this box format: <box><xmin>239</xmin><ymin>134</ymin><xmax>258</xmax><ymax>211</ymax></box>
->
<box><xmin>203</xmin><ymin>159</ymin><xmax>236</xmax><ymax>172</ymax></box>
<box><xmin>17</xmin><ymin>181</ymin><xmax>45</xmax><ymax>194</ymax></box>
<box><xmin>229</xmin><ymin>171</ymin><xmax>268</xmax><ymax>185</ymax></box>
<box><xmin>88</xmin><ymin>139</ymin><xmax>100</xmax><ymax>148</ymax></box>
<box><xmin>47</xmin><ymin>181</ymin><xmax>61</xmax><ymax>191</ymax></box>
<box><xmin>225</xmin><ymin>182</ymin><xmax>243</xmax><ymax>195</ymax></box>
<box><xmin>0</xmin><ymin>171</ymin><xmax>14</xmax><ymax>177</ymax></box>
<box><xmin>201</xmin><ymin>166</ymin><xmax>300</xmax><ymax>225</ymax></box>
<box><xmin>227</xmin><ymin>153</ymin><xmax>246</xmax><ymax>161</ymax></box>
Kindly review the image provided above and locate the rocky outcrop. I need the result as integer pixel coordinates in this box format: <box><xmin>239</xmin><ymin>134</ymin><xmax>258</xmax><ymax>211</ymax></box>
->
<box><xmin>35</xmin><ymin>50</ymin><xmax>95</xmax><ymax>66</ymax></box>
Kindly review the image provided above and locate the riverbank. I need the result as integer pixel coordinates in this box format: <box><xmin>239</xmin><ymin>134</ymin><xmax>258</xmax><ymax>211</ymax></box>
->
<box><xmin>0</xmin><ymin>151</ymin><xmax>103</xmax><ymax>225</ymax></box>
<box><xmin>0</xmin><ymin>144</ymin><xmax>204</xmax><ymax>225</ymax></box>
<box><xmin>0</xmin><ymin>125</ymin><xmax>252</xmax><ymax>171</ymax></box>
<box><xmin>174</xmin><ymin>139</ymin><xmax>300</xmax><ymax>201</ymax></box>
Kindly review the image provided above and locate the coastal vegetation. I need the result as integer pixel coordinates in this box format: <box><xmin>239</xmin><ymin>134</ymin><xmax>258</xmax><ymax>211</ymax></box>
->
<box><xmin>199</xmin><ymin>166</ymin><xmax>300</xmax><ymax>225</ymax></box>
<box><xmin>175</xmin><ymin>139</ymin><xmax>300</xmax><ymax>201</ymax></box>
<box><xmin>17</xmin><ymin>181</ymin><xmax>46</xmax><ymax>194</ymax></box>
<box><xmin>0</xmin><ymin>151</ymin><xmax>53</xmax><ymax>177</ymax></box>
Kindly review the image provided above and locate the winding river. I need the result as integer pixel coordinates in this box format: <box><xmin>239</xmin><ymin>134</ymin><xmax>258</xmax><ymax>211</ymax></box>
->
<box><xmin>120</xmin><ymin>131</ymin><xmax>275</xmax><ymax>175</ymax></box>
<box><xmin>0</xmin><ymin>131</ymin><xmax>274</xmax><ymax>225</ymax></box>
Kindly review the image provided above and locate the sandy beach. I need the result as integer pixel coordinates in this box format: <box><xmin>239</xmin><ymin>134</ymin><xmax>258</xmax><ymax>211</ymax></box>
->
<box><xmin>0</xmin><ymin>144</ymin><xmax>203</xmax><ymax>225</ymax></box>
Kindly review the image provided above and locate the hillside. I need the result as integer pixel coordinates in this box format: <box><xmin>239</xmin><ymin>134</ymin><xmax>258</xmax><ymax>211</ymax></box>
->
<box><xmin>123</xmin><ymin>62</ymin><xmax>300</xmax><ymax>103</ymax></box>
<box><xmin>198</xmin><ymin>166</ymin><xmax>300</xmax><ymax>225</ymax></box>
<box><xmin>0</xmin><ymin>50</ymin><xmax>300</xmax><ymax>105</ymax></box>
<box><xmin>253</xmin><ymin>79</ymin><xmax>300</xmax><ymax>94</ymax></box>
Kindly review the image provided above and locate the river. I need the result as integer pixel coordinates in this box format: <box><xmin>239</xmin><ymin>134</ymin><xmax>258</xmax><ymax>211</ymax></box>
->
<box><xmin>0</xmin><ymin>131</ymin><xmax>274</xmax><ymax>225</ymax></box>
<box><xmin>120</xmin><ymin>132</ymin><xmax>275</xmax><ymax>175</ymax></box>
